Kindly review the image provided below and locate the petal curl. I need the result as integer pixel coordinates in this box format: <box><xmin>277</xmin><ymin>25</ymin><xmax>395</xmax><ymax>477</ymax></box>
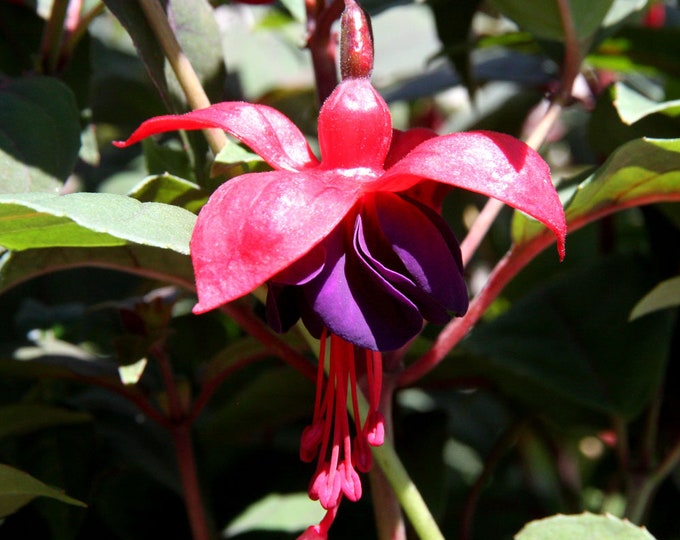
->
<box><xmin>191</xmin><ymin>170</ymin><xmax>361</xmax><ymax>313</ymax></box>
<box><xmin>114</xmin><ymin>102</ymin><xmax>319</xmax><ymax>172</ymax></box>
<box><xmin>371</xmin><ymin>193</ymin><xmax>468</xmax><ymax>316</ymax></box>
<box><xmin>378</xmin><ymin>131</ymin><xmax>566</xmax><ymax>258</ymax></box>
<box><xmin>303</xmin><ymin>218</ymin><xmax>425</xmax><ymax>351</ymax></box>
<box><xmin>318</xmin><ymin>79</ymin><xmax>392</xmax><ymax>171</ymax></box>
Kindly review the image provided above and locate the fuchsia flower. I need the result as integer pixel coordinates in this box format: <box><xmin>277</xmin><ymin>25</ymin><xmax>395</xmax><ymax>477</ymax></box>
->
<box><xmin>115</xmin><ymin>79</ymin><xmax>565</xmax><ymax>348</ymax></box>
<box><xmin>115</xmin><ymin>11</ymin><xmax>565</xmax><ymax>532</ymax></box>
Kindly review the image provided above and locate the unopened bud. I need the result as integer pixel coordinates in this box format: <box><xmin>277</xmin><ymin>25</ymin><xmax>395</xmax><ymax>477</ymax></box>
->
<box><xmin>340</xmin><ymin>0</ymin><xmax>374</xmax><ymax>79</ymax></box>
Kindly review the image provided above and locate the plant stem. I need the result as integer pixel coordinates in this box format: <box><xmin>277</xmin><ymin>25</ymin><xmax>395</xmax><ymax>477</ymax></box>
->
<box><xmin>460</xmin><ymin>420</ymin><xmax>524</xmax><ymax>540</ymax></box>
<box><xmin>460</xmin><ymin>0</ymin><xmax>577</xmax><ymax>265</ymax></box>
<box><xmin>171</xmin><ymin>424</ymin><xmax>213</xmax><ymax>540</ymax></box>
<box><xmin>369</xmin><ymin>375</ymin><xmax>407</xmax><ymax>540</ymax></box>
<box><xmin>306</xmin><ymin>0</ymin><xmax>343</xmax><ymax>103</ymax></box>
<box><xmin>348</xmin><ymin>375</ymin><xmax>444</xmax><ymax>540</ymax></box>
<box><xmin>61</xmin><ymin>2</ymin><xmax>105</xmax><ymax>61</ymax></box>
<box><xmin>139</xmin><ymin>0</ymin><xmax>227</xmax><ymax>154</ymax></box>
<box><xmin>372</xmin><ymin>437</ymin><xmax>446</xmax><ymax>540</ymax></box>
<box><xmin>222</xmin><ymin>301</ymin><xmax>317</xmax><ymax>382</ymax></box>
<box><xmin>398</xmin><ymin>238</ymin><xmax>545</xmax><ymax>387</ymax></box>
<box><xmin>153</xmin><ymin>345</ymin><xmax>213</xmax><ymax>540</ymax></box>
<box><xmin>41</xmin><ymin>0</ymin><xmax>70</xmax><ymax>74</ymax></box>
<box><xmin>626</xmin><ymin>435</ymin><xmax>680</xmax><ymax>524</ymax></box>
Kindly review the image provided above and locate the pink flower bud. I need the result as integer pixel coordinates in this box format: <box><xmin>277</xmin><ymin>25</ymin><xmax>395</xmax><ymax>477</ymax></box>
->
<box><xmin>340</xmin><ymin>0</ymin><xmax>374</xmax><ymax>79</ymax></box>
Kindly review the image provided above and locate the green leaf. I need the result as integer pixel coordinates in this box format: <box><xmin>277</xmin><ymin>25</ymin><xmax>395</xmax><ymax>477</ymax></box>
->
<box><xmin>103</xmin><ymin>0</ymin><xmax>226</xmax><ymax>109</ymax></box>
<box><xmin>223</xmin><ymin>492</ymin><xmax>325</xmax><ymax>537</ymax></box>
<box><xmin>613</xmin><ymin>82</ymin><xmax>680</xmax><ymax>125</ymax></box>
<box><xmin>0</xmin><ymin>404</ymin><xmax>91</xmax><ymax>441</ymax></box>
<box><xmin>630</xmin><ymin>275</ymin><xmax>680</xmax><ymax>321</ymax></box>
<box><xmin>0</xmin><ymin>192</ymin><xmax>196</xmax><ymax>254</ymax></box>
<box><xmin>198</xmin><ymin>367</ymin><xmax>314</xmax><ymax>448</ymax></box>
<box><xmin>487</xmin><ymin>0</ymin><xmax>615</xmax><ymax>42</ymax></box>
<box><xmin>0</xmin><ymin>77</ymin><xmax>81</xmax><ymax>193</ymax></box>
<box><xmin>589</xmin><ymin>27</ymin><xmax>680</xmax><ymax>80</ymax></box>
<box><xmin>512</xmin><ymin>138</ymin><xmax>680</xmax><ymax>248</ymax></box>
<box><xmin>515</xmin><ymin>513</ymin><xmax>657</xmax><ymax>540</ymax></box>
<box><xmin>459</xmin><ymin>254</ymin><xmax>674</xmax><ymax>422</ymax></box>
<box><xmin>0</xmin><ymin>245</ymin><xmax>194</xmax><ymax>294</ymax></box>
<box><xmin>127</xmin><ymin>173</ymin><xmax>207</xmax><ymax>213</ymax></box>
<box><xmin>0</xmin><ymin>464</ymin><xmax>86</xmax><ymax>519</ymax></box>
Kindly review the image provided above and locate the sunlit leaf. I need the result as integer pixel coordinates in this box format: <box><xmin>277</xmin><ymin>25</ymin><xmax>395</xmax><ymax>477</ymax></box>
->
<box><xmin>0</xmin><ymin>192</ymin><xmax>196</xmax><ymax>254</ymax></box>
<box><xmin>127</xmin><ymin>173</ymin><xmax>207</xmax><ymax>213</ymax></box>
<box><xmin>630</xmin><ymin>275</ymin><xmax>680</xmax><ymax>321</ymax></box>
<box><xmin>613</xmin><ymin>82</ymin><xmax>680</xmax><ymax>125</ymax></box>
<box><xmin>488</xmin><ymin>0</ymin><xmax>616</xmax><ymax>42</ymax></box>
<box><xmin>223</xmin><ymin>492</ymin><xmax>325</xmax><ymax>537</ymax></box>
<box><xmin>512</xmin><ymin>137</ymin><xmax>680</xmax><ymax>248</ymax></box>
<box><xmin>515</xmin><ymin>512</ymin><xmax>657</xmax><ymax>539</ymax></box>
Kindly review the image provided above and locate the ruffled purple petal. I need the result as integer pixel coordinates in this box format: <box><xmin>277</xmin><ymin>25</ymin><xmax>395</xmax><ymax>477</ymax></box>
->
<box><xmin>353</xmin><ymin>213</ymin><xmax>450</xmax><ymax>324</ymax></box>
<box><xmin>303</xmin><ymin>224</ymin><xmax>424</xmax><ymax>351</ymax></box>
<box><xmin>372</xmin><ymin>193</ymin><xmax>468</xmax><ymax>315</ymax></box>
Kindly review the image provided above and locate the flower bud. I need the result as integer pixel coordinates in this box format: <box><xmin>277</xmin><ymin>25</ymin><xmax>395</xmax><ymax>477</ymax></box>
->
<box><xmin>339</xmin><ymin>0</ymin><xmax>374</xmax><ymax>79</ymax></box>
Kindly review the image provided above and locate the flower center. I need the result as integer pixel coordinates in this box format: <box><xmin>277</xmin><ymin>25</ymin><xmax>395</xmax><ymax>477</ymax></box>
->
<box><xmin>299</xmin><ymin>329</ymin><xmax>385</xmax><ymax>510</ymax></box>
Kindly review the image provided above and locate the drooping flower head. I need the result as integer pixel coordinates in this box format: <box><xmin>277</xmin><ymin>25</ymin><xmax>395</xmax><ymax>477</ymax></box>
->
<box><xmin>114</xmin><ymin>80</ymin><xmax>565</xmax><ymax>349</ymax></box>
<box><xmin>115</xmin><ymin>0</ymin><xmax>565</xmax><ymax>534</ymax></box>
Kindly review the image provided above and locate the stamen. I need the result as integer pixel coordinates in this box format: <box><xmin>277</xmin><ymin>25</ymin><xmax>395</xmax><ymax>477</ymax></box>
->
<box><xmin>302</xmin><ymin>332</ymin><xmax>385</xmax><ymax>513</ymax></box>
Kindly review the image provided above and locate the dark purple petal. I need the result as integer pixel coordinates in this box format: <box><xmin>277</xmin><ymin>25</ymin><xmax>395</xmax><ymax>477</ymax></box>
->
<box><xmin>303</xmin><ymin>225</ymin><xmax>424</xmax><ymax>351</ymax></box>
<box><xmin>266</xmin><ymin>283</ymin><xmax>302</xmax><ymax>333</ymax></box>
<box><xmin>377</xmin><ymin>130</ymin><xmax>566</xmax><ymax>258</ymax></box>
<box><xmin>357</xmin><ymin>193</ymin><xmax>468</xmax><ymax>319</ymax></box>
<box><xmin>353</xmin><ymin>213</ymin><xmax>450</xmax><ymax>324</ymax></box>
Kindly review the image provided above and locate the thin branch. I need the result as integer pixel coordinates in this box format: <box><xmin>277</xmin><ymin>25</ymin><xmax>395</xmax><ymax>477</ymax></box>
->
<box><xmin>306</xmin><ymin>0</ymin><xmax>344</xmax><ymax>103</ymax></box>
<box><xmin>138</xmin><ymin>0</ymin><xmax>227</xmax><ymax>154</ymax></box>
<box><xmin>460</xmin><ymin>420</ymin><xmax>525</xmax><ymax>540</ymax></box>
<box><xmin>459</xmin><ymin>0</ymin><xmax>578</xmax><ymax>266</ymax></box>
<box><xmin>188</xmin><ymin>354</ymin><xmax>265</xmax><ymax>422</ymax></box>
<box><xmin>399</xmin><ymin>191</ymin><xmax>680</xmax><ymax>388</ymax></box>
<box><xmin>221</xmin><ymin>301</ymin><xmax>317</xmax><ymax>382</ymax></box>
<box><xmin>40</xmin><ymin>0</ymin><xmax>70</xmax><ymax>73</ymax></box>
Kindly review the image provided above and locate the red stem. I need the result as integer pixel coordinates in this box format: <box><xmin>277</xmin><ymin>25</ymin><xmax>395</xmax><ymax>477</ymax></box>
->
<box><xmin>399</xmin><ymin>191</ymin><xmax>680</xmax><ymax>388</ymax></box>
<box><xmin>171</xmin><ymin>424</ymin><xmax>213</xmax><ymax>540</ymax></box>
<box><xmin>306</xmin><ymin>0</ymin><xmax>344</xmax><ymax>104</ymax></box>
<box><xmin>221</xmin><ymin>302</ymin><xmax>317</xmax><ymax>382</ymax></box>
<box><xmin>152</xmin><ymin>345</ymin><xmax>213</xmax><ymax>540</ymax></box>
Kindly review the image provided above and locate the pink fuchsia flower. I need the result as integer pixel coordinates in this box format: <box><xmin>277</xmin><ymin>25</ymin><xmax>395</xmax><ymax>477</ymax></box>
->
<box><xmin>114</xmin><ymin>78</ymin><xmax>565</xmax><ymax>350</ymax></box>
<box><xmin>115</xmin><ymin>70</ymin><xmax>566</xmax><ymax>537</ymax></box>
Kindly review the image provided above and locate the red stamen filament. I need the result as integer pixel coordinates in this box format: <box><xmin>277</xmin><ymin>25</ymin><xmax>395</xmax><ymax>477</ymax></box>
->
<box><xmin>301</xmin><ymin>331</ymin><xmax>386</xmax><ymax>511</ymax></box>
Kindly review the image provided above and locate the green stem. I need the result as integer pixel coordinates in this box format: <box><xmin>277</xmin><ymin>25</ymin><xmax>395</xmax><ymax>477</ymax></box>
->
<box><xmin>299</xmin><ymin>328</ymin><xmax>443</xmax><ymax>539</ymax></box>
<box><xmin>357</xmin><ymin>374</ymin><xmax>444</xmax><ymax>539</ymax></box>
<box><xmin>369</xmin><ymin>375</ymin><xmax>406</xmax><ymax>540</ymax></box>
<box><xmin>371</xmin><ymin>438</ymin><xmax>445</xmax><ymax>540</ymax></box>
<box><xmin>625</xmin><ymin>435</ymin><xmax>680</xmax><ymax>524</ymax></box>
<box><xmin>138</xmin><ymin>0</ymin><xmax>226</xmax><ymax>154</ymax></box>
